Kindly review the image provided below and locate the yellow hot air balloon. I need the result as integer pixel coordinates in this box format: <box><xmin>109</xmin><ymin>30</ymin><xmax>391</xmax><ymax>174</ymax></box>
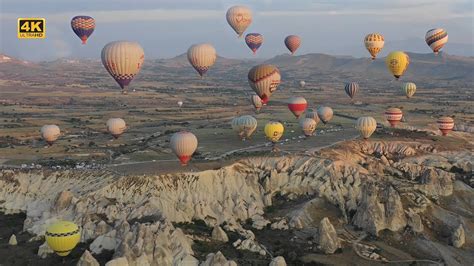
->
<box><xmin>187</xmin><ymin>43</ymin><xmax>217</xmax><ymax>77</ymax></box>
<box><xmin>305</xmin><ymin>109</ymin><xmax>320</xmax><ymax>124</ymax></box>
<box><xmin>231</xmin><ymin>115</ymin><xmax>257</xmax><ymax>140</ymax></box>
<box><xmin>101</xmin><ymin>41</ymin><xmax>145</xmax><ymax>94</ymax></box>
<box><xmin>226</xmin><ymin>6</ymin><xmax>252</xmax><ymax>37</ymax></box>
<box><xmin>401</xmin><ymin>82</ymin><xmax>416</xmax><ymax>98</ymax></box>
<box><xmin>45</xmin><ymin>221</ymin><xmax>81</xmax><ymax>256</ymax></box>
<box><xmin>364</xmin><ymin>33</ymin><xmax>385</xmax><ymax>60</ymax></box>
<box><xmin>385</xmin><ymin>51</ymin><xmax>409</xmax><ymax>80</ymax></box>
<box><xmin>264</xmin><ymin>121</ymin><xmax>284</xmax><ymax>143</ymax></box>
<box><xmin>356</xmin><ymin>116</ymin><xmax>377</xmax><ymax>139</ymax></box>
<box><xmin>41</xmin><ymin>125</ymin><xmax>60</xmax><ymax>145</ymax></box>
<box><xmin>248</xmin><ymin>64</ymin><xmax>281</xmax><ymax>104</ymax></box>
<box><xmin>300</xmin><ymin>118</ymin><xmax>317</xmax><ymax>137</ymax></box>
<box><xmin>171</xmin><ymin>131</ymin><xmax>198</xmax><ymax>166</ymax></box>
<box><xmin>106</xmin><ymin>118</ymin><xmax>126</xmax><ymax>139</ymax></box>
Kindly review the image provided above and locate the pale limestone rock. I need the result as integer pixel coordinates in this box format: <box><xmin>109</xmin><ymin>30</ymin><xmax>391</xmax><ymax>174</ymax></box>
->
<box><xmin>200</xmin><ymin>251</ymin><xmax>237</xmax><ymax>266</ymax></box>
<box><xmin>38</xmin><ymin>241</ymin><xmax>54</xmax><ymax>259</ymax></box>
<box><xmin>8</xmin><ymin>234</ymin><xmax>17</xmax><ymax>245</ymax></box>
<box><xmin>271</xmin><ymin>219</ymin><xmax>289</xmax><ymax>230</ymax></box>
<box><xmin>211</xmin><ymin>226</ymin><xmax>229</xmax><ymax>242</ymax></box>
<box><xmin>77</xmin><ymin>250</ymin><xmax>100</xmax><ymax>266</ymax></box>
<box><xmin>179</xmin><ymin>254</ymin><xmax>199</xmax><ymax>266</ymax></box>
<box><xmin>269</xmin><ymin>256</ymin><xmax>287</xmax><ymax>266</ymax></box>
<box><xmin>90</xmin><ymin>230</ymin><xmax>117</xmax><ymax>254</ymax></box>
<box><xmin>317</xmin><ymin>217</ymin><xmax>341</xmax><ymax>254</ymax></box>
<box><xmin>406</xmin><ymin>210</ymin><xmax>424</xmax><ymax>233</ymax></box>
<box><xmin>451</xmin><ymin>224</ymin><xmax>465</xmax><ymax>248</ymax></box>
<box><xmin>105</xmin><ymin>257</ymin><xmax>129</xmax><ymax>266</ymax></box>
<box><xmin>54</xmin><ymin>190</ymin><xmax>74</xmax><ymax>212</ymax></box>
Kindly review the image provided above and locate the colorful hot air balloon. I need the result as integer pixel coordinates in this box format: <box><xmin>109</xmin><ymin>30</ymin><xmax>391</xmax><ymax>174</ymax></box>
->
<box><xmin>300</xmin><ymin>118</ymin><xmax>317</xmax><ymax>137</ymax></box>
<box><xmin>402</xmin><ymin>82</ymin><xmax>416</xmax><ymax>98</ymax></box>
<box><xmin>251</xmin><ymin>94</ymin><xmax>263</xmax><ymax>112</ymax></box>
<box><xmin>187</xmin><ymin>43</ymin><xmax>217</xmax><ymax>77</ymax></box>
<box><xmin>106</xmin><ymin>118</ymin><xmax>126</xmax><ymax>139</ymax></box>
<box><xmin>264</xmin><ymin>121</ymin><xmax>284</xmax><ymax>143</ymax></box>
<box><xmin>71</xmin><ymin>16</ymin><xmax>95</xmax><ymax>44</ymax></box>
<box><xmin>245</xmin><ymin>33</ymin><xmax>263</xmax><ymax>54</ymax></box>
<box><xmin>226</xmin><ymin>6</ymin><xmax>252</xmax><ymax>37</ymax></box>
<box><xmin>101</xmin><ymin>41</ymin><xmax>144</xmax><ymax>94</ymax></box>
<box><xmin>425</xmin><ymin>28</ymin><xmax>448</xmax><ymax>55</ymax></box>
<box><xmin>437</xmin><ymin>116</ymin><xmax>454</xmax><ymax>136</ymax></box>
<box><xmin>45</xmin><ymin>221</ymin><xmax>81</xmax><ymax>257</ymax></box>
<box><xmin>364</xmin><ymin>33</ymin><xmax>384</xmax><ymax>60</ymax></box>
<box><xmin>344</xmin><ymin>82</ymin><xmax>359</xmax><ymax>99</ymax></box>
<box><xmin>299</xmin><ymin>81</ymin><xmax>306</xmax><ymax>88</ymax></box>
<box><xmin>248</xmin><ymin>64</ymin><xmax>281</xmax><ymax>104</ymax></box>
<box><xmin>41</xmin><ymin>125</ymin><xmax>60</xmax><ymax>145</ymax></box>
<box><xmin>171</xmin><ymin>131</ymin><xmax>198</xmax><ymax>166</ymax></box>
<box><xmin>385</xmin><ymin>51</ymin><xmax>410</xmax><ymax>80</ymax></box>
<box><xmin>284</xmin><ymin>35</ymin><xmax>301</xmax><ymax>55</ymax></box>
<box><xmin>385</xmin><ymin>108</ymin><xmax>403</xmax><ymax>127</ymax></box>
<box><xmin>356</xmin><ymin>117</ymin><xmax>377</xmax><ymax>139</ymax></box>
<box><xmin>287</xmin><ymin>97</ymin><xmax>308</xmax><ymax>118</ymax></box>
<box><xmin>305</xmin><ymin>109</ymin><xmax>321</xmax><ymax>124</ymax></box>
<box><xmin>231</xmin><ymin>115</ymin><xmax>257</xmax><ymax>140</ymax></box>
<box><xmin>317</xmin><ymin>106</ymin><xmax>333</xmax><ymax>124</ymax></box>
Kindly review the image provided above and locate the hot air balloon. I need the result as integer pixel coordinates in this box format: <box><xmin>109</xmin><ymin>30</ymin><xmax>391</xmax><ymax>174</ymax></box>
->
<box><xmin>300</xmin><ymin>118</ymin><xmax>317</xmax><ymax>137</ymax></box>
<box><xmin>317</xmin><ymin>106</ymin><xmax>333</xmax><ymax>124</ymax></box>
<box><xmin>171</xmin><ymin>131</ymin><xmax>198</xmax><ymax>166</ymax></box>
<box><xmin>177</xmin><ymin>101</ymin><xmax>183</xmax><ymax>108</ymax></box>
<box><xmin>299</xmin><ymin>81</ymin><xmax>306</xmax><ymax>88</ymax></box>
<box><xmin>437</xmin><ymin>116</ymin><xmax>454</xmax><ymax>136</ymax></box>
<box><xmin>305</xmin><ymin>109</ymin><xmax>321</xmax><ymax>124</ymax></box>
<box><xmin>71</xmin><ymin>16</ymin><xmax>95</xmax><ymax>44</ymax></box>
<box><xmin>245</xmin><ymin>33</ymin><xmax>263</xmax><ymax>54</ymax></box>
<box><xmin>385</xmin><ymin>51</ymin><xmax>409</xmax><ymax>80</ymax></box>
<box><xmin>344</xmin><ymin>82</ymin><xmax>359</xmax><ymax>99</ymax></box>
<box><xmin>45</xmin><ymin>221</ymin><xmax>81</xmax><ymax>256</ymax></box>
<box><xmin>187</xmin><ymin>43</ymin><xmax>217</xmax><ymax>77</ymax></box>
<box><xmin>385</xmin><ymin>108</ymin><xmax>403</xmax><ymax>127</ymax></box>
<box><xmin>402</xmin><ymin>82</ymin><xmax>416</xmax><ymax>98</ymax></box>
<box><xmin>284</xmin><ymin>35</ymin><xmax>301</xmax><ymax>55</ymax></box>
<box><xmin>226</xmin><ymin>6</ymin><xmax>252</xmax><ymax>37</ymax></box>
<box><xmin>231</xmin><ymin>115</ymin><xmax>257</xmax><ymax>140</ymax></box>
<box><xmin>101</xmin><ymin>41</ymin><xmax>144</xmax><ymax>94</ymax></box>
<box><xmin>41</xmin><ymin>125</ymin><xmax>60</xmax><ymax>145</ymax></box>
<box><xmin>264</xmin><ymin>121</ymin><xmax>284</xmax><ymax>143</ymax></box>
<box><xmin>287</xmin><ymin>97</ymin><xmax>308</xmax><ymax>118</ymax></box>
<box><xmin>425</xmin><ymin>28</ymin><xmax>448</xmax><ymax>55</ymax></box>
<box><xmin>356</xmin><ymin>117</ymin><xmax>377</xmax><ymax>139</ymax></box>
<box><xmin>251</xmin><ymin>94</ymin><xmax>263</xmax><ymax>112</ymax></box>
<box><xmin>248</xmin><ymin>64</ymin><xmax>281</xmax><ymax>104</ymax></box>
<box><xmin>106</xmin><ymin>118</ymin><xmax>126</xmax><ymax>139</ymax></box>
<box><xmin>364</xmin><ymin>33</ymin><xmax>384</xmax><ymax>60</ymax></box>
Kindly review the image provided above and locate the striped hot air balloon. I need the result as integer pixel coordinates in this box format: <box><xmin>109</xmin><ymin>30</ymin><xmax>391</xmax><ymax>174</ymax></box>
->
<box><xmin>425</xmin><ymin>28</ymin><xmax>448</xmax><ymax>55</ymax></box>
<box><xmin>402</xmin><ymin>82</ymin><xmax>416</xmax><ymax>98</ymax></box>
<box><xmin>41</xmin><ymin>125</ymin><xmax>60</xmax><ymax>146</ymax></box>
<box><xmin>364</xmin><ymin>33</ymin><xmax>384</xmax><ymax>60</ymax></box>
<box><xmin>226</xmin><ymin>6</ymin><xmax>252</xmax><ymax>37</ymax></box>
<box><xmin>317</xmin><ymin>106</ymin><xmax>333</xmax><ymax>124</ymax></box>
<box><xmin>385</xmin><ymin>108</ymin><xmax>403</xmax><ymax>127</ymax></box>
<box><xmin>287</xmin><ymin>97</ymin><xmax>308</xmax><ymax>118</ymax></box>
<box><xmin>171</xmin><ymin>131</ymin><xmax>198</xmax><ymax>166</ymax></box>
<box><xmin>187</xmin><ymin>43</ymin><xmax>217</xmax><ymax>77</ymax></box>
<box><xmin>284</xmin><ymin>35</ymin><xmax>301</xmax><ymax>55</ymax></box>
<box><xmin>248</xmin><ymin>64</ymin><xmax>281</xmax><ymax>104</ymax></box>
<box><xmin>101</xmin><ymin>41</ymin><xmax>144</xmax><ymax>94</ymax></box>
<box><xmin>231</xmin><ymin>115</ymin><xmax>257</xmax><ymax>140</ymax></box>
<box><xmin>305</xmin><ymin>109</ymin><xmax>321</xmax><ymax>124</ymax></box>
<box><xmin>71</xmin><ymin>16</ymin><xmax>95</xmax><ymax>44</ymax></box>
<box><xmin>106</xmin><ymin>118</ymin><xmax>126</xmax><ymax>139</ymax></box>
<box><xmin>245</xmin><ymin>33</ymin><xmax>263</xmax><ymax>54</ymax></box>
<box><xmin>385</xmin><ymin>51</ymin><xmax>410</xmax><ymax>80</ymax></box>
<box><xmin>251</xmin><ymin>94</ymin><xmax>263</xmax><ymax>112</ymax></box>
<box><xmin>344</xmin><ymin>82</ymin><xmax>359</xmax><ymax>99</ymax></box>
<box><xmin>45</xmin><ymin>221</ymin><xmax>81</xmax><ymax>257</ymax></box>
<box><xmin>356</xmin><ymin>117</ymin><xmax>377</xmax><ymax>139</ymax></box>
<box><xmin>264</xmin><ymin>121</ymin><xmax>284</xmax><ymax>143</ymax></box>
<box><xmin>437</xmin><ymin>116</ymin><xmax>454</xmax><ymax>136</ymax></box>
<box><xmin>300</xmin><ymin>118</ymin><xmax>317</xmax><ymax>137</ymax></box>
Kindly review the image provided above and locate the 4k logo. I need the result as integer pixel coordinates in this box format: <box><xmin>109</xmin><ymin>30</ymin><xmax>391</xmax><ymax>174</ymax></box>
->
<box><xmin>18</xmin><ymin>18</ymin><xmax>46</xmax><ymax>39</ymax></box>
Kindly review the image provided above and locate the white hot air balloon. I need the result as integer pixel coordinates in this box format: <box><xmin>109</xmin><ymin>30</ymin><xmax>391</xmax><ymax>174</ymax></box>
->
<box><xmin>317</xmin><ymin>106</ymin><xmax>333</xmax><ymax>124</ymax></box>
<box><xmin>226</xmin><ymin>6</ymin><xmax>252</xmax><ymax>38</ymax></box>
<box><xmin>177</xmin><ymin>101</ymin><xmax>183</xmax><ymax>108</ymax></box>
<box><xmin>356</xmin><ymin>116</ymin><xmax>377</xmax><ymax>139</ymax></box>
<box><xmin>299</xmin><ymin>80</ymin><xmax>306</xmax><ymax>88</ymax></box>
<box><xmin>231</xmin><ymin>115</ymin><xmax>257</xmax><ymax>140</ymax></box>
<box><xmin>106</xmin><ymin>118</ymin><xmax>126</xmax><ymax>139</ymax></box>
<box><xmin>170</xmin><ymin>131</ymin><xmax>198</xmax><ymax>166</ymax></box>
<box><xmin>300</xmin><ymin>118</ymin><xmax>317</xmax><ymax>137</ymax></box>
<box><xmin>41</xmin><ymin>125</ymin><xmax>60</xmax><ymax>145</ymax></box>
<box><xmin>187</xmin><ymin>43</ymin><xmax>217</xmax><ymax>78</ymax></box>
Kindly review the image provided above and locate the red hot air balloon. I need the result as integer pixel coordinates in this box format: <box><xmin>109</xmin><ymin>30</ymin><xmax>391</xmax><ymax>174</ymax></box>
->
<box><xmin>71</xmin><ymin>16</ymin><xmax>95</xmax><ymax>44</ymax></box>
<box><xmin>287</xmin><ymin>97</ymin><xmax>307</xmax><ymax>118</ymax></box>
<box><xmin>284</xmin><ymin>35</ymin><xmax>301</xmax><ymax>55</ymax></box>
<box><xmin>384</xmin><ymin>108</ymin><xmax>403</xmax><ymax>127</ymax></box>
<box><xmin>437</xmin><ymin>116</ymin><xmax>454</xmax><ymax>136</ymax></box>
<box><xmin>245</xmin><ymin>33</ymin><xmax>264</xmax><ymax>54</ymax></box>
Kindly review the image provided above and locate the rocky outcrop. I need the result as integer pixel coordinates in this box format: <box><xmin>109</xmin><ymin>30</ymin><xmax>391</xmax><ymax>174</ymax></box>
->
<box><xmin>37</xmin><ymin>241</ymin><xmax>54</xmax><ymax>258</ymax></box>
<box><xmin>77</xmin><ymin>250</ymin><xmax>100</xmax><ymax>266</ymax></box>
<box><xmin>211</xmin><ymin>226</ymin><xmax>229</xmax><ymax>242</ymax></box>
<box><xmin>451</xmin><ymin>224</ymin><xmax>465</xmax><ymax>248</ymax></box>
<box><xmin>201</xmin><ymin>251</ymin><xmax>237</xmax><ymax>266</ymax></box>
<box><xmin>317</xmin><ymin>217</ymin><xmax>341</xmax><ymax>254</ymax></box>
<box><xmin>269</xmin><ymin>256</ymin><xmax>287</xmax><ymax>266</ymax></box>
<box><xmin>8</xmin><ymin>234</ymin><xmax>17</xmax><ymax>245</ymax></box>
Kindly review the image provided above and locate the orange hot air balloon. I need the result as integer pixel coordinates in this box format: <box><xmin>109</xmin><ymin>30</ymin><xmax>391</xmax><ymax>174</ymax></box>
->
<box><xmin>437</xmin><ymin>116</ymin><xmax>454</xmax><ymax>136</ymax></box>
<box><xmin>248</xmin><ymin>64</ymin><xmax>281</xmax><ymax>104</ymax></box>
<box><xmin>170</xmin><ymin>131</ymin><xmax>198</xmax><ymax>165</ymax></box>
<box><xmin>384</xmin><ymin>108</ymin><xmax>403</xmax><ymax>127</ymax></box>
<box><xmin>284</xmin><ymin>35</ymin><xmax>301</xmax><ymax>55</ymax></box>
<box><xmin>287</xmin><ymin>97</ymin><xmax>307</xmax><ymax>118</ymax></box>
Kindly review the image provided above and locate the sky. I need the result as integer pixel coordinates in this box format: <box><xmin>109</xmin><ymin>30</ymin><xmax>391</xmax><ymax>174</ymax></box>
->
<box><xmin>1</xmin><ymin>0</ymin><xmax>473</xmax><ymax>61</ymax></box>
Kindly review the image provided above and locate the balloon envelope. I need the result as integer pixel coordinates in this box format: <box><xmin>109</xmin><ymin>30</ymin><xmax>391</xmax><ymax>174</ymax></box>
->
<box><xmin>71</xmin><ymin>16</ymin><xmax>95</xmax><ymax>44</ymax></box>
<box><xmin>317</xmin><ymin>106</ymin><xmax>333</xmax><ymax>124</ymax></box>
<box><xmin>356</xmin><ymin>117</ymin><xmax>377</xmax><ymax>139</ymax></box>
<box><xmin>425</xmin><ymin>28</ymin><xmax>448</xmax><ymax>55</ymax></box>
<box><xmin>171</xmin><ymin>131</ymin><xmax>198</xmax><ymax>165</ymax></box>
<box><xmin>248</xmin><ymin>64</ymin><xmax>281</xmax><ymax>104</ymax></box>
<box><xmin>288</xmin><ymin>97</ymin><xmax>308</xmax><ymax>118</ymax></box>
<box><xmin>402</xmin><ymin>82</ymin><xmax>416</xmax><ymax>98</ymax></box>
<box><xmin>106</xmin><ymin>118</ymin><xmax>126</xmax><ymax>138</ymax></box>
<box><xmin>226</xmin><ymin>6</ymin><xmax>252</xmax><ymax>37</ymax></box>
<box><xmin>245</xmin><ymin>33</ymin><xmax>263</xmax><ymax>54</ymax></box>
<box><xmin>251</xmin><ymin>94</ymin><xmax>263</xmax><ymax>112</ymax></box>
<box><xmin>344</xmin><ymin>82</ymin><xmax>359</xmax><ymax>99</ymax></box>
<box><xmin>300</xmin><ymin>118</ymin><xmax>317</xmax><ymax>136</ymax></box>
<box><xmin>437</xmin><ymin>116</ymin><xmax>454</xmax><ymax>136</ymax></box>
<box><xmin>41</xmin><ymin>125</ymin><xmax>60</xmax><ymax>145</ymax></box>
<box><xmin>45</xmin><ymin>221</ymin><xmax>81</xmax><ymax>257</ymax></box>
<box><xmin>231</xmin><ymin>115</ymin><xmax>257</xmax><ymax>140</ymax></box>
<box><xmin>284</xmin><ymin>35</ymin><xmax>301</xmax><ymax>54</ymax></box>
<box><xmin>305</xmin><ymin>109</ymin><xmax>321</xmax><ymax>124</ymax></box>
<box><xmin>299</xmin><ymin>81</ymin><xmax>306</xmax><ymax>88</ymax></box>
<box><xmin>187</xmin><ymin>43</ymin><xmax>217</xmax><ymax>77</ymax></box>
<box><xmin>385</xmin><ymin>51</ymin><xmax>409</xmax><ymax>79</ymax></box>
<box><xmin>385</xmin><ymin>108</ymin><xmax>403</xmax><ymax>127</ymax></box>
<box><xmin>364</xmin><ymin>33</ymin><xmax>384</xmax><ymax>60</ymax></box>
<box><xmin>264</xmin><ymin>121</ymin><xmax>284</xmax><ymax>143</ymax></box>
